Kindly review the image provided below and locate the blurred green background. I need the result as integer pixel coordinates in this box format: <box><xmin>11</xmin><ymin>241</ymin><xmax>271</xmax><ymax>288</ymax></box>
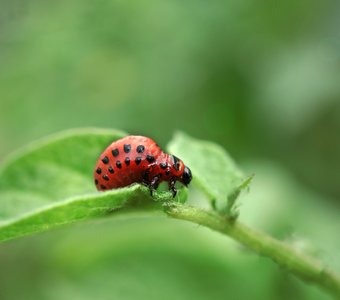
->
<box><xmin>0</xmin><ymin>0</ymin><xmax>339</xmax><ymax>299</ymax></box>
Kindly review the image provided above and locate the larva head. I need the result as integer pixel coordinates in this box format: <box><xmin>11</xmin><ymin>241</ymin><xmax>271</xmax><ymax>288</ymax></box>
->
<box><xmin>169</xmin><ymin>155</ymin><xmax>192</xmax><ymax>186</ymax></box>
<box><xmin>180</xmin><ymin>166</ymin><xmax>192</xmax><ymax>186</ymax></box>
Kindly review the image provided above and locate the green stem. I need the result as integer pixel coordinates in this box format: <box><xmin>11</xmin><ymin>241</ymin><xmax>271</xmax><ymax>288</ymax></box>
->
<box><xmin>164</xmin><ymin>202</ymin><xmax>340</xmax><ymax>300</ymax></box>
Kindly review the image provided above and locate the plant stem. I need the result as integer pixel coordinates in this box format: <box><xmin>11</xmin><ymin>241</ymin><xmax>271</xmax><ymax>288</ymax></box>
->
<box><xmin>164</xmin><ymin>202</ymin><xmax>340</xmax><ymax>299</ymax></box>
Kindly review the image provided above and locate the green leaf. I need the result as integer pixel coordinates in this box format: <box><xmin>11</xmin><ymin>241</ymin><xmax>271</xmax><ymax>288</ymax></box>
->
<box><xmin>167</xmin><ymin>132</ymin><xmax>249</xmax><ymax>215</ymax></box>
<box><xmin>225</xmin><ymin>174</ymin><xmax>254</xmax><ymax>218</ymax></box>
<box><xmin>0</xmin><ymin>185</ymin><xmax>155</xmax><ymax>243</ymax></box>
<box><xmin>0</xmin><ymin>128</ymin><xmax>178</xmax><ymax>243</ymax></box>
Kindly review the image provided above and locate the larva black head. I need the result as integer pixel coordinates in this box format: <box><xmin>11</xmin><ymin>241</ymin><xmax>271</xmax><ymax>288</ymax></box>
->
<box><xmin>181</xmin><ymin>166</ymin><xmax>192</xmax><ymax>186</ymax></box>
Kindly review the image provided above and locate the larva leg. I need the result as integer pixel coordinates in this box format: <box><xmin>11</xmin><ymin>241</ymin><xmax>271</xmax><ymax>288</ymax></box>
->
<box><xmin>168</xmin><ymin>178</ymin><xmax>177</xmax><ymax>198</ymax></box>
<box><xmin>149</xmin><ymin>174</ymin><xmax>161</xmax><ymax>196</ymax></box>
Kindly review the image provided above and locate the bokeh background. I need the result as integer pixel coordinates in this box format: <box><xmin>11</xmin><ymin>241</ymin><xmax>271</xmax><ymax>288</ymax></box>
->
<box><xmin>0</xmin><ymin>1</ymin><xmax>339</xmax><ymax>299</ymax></box>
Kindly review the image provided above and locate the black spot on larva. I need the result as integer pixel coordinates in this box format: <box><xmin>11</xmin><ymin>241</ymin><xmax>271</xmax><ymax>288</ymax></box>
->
<box><xmin>96</xmin><ymin>167</ymin><xmax>102</xmax><ymax>174</ymax></box>
<box><xmin>124</xmin><ymin>144</ymin><xmax>131</xmax><ymax>153</ymax></box>
<box><xmin>146</xmin><ymin>155</ymin><xmax>155</xmax><ymax>163</ymax></box>
<box><xmin>136</xmin><ymin>145</ymin><xmax>145</xmax><ymax>153</ymax></box>
<box><xmin>171</xmin><ymin>155</ymin><xmax>180</xmax><ymax>171</ymax></box>
<box><xmin>116</xmin><ymin>161</ymin><xmax>122</xmax><ymax>169</ymax></box>
<box><xmin>125</xmin><ymin>157</ymin><xmax>130</xmax><ymax>166</ymax></box>
<box><xmin>100</xmin><ymin>184</ymin><xmax>106</xmax><ymax>190</ymax></box>
<box><xmin>172</xmin><ymin>155</ymin><xmax>180</xmax><ymax>165</ymax></box>
<box><xmin>172</xmin><ymin>155</ymin><xmax>180</xmax><ymax>171</ymax></box>
<box><xmin>112</xmin><ymin>148</ymin><xmax>119</xmax><ymax>157</ymax></box>
<box><xmin>135</xmin><ymin>157</ymin><xmax>142</xmax><ymax>165</ymax></box>
<box><xmin>102</xmin><ymin>156</ymin><xmax>109</xmax><ymax>164</ymax></box>
<box><xmin>165</xmin><ymin>170</ymin><xmax>170</xmax><ymax>175</ymax></box>
<box><xmin>95</xmin><ymin>179</ymin><xmax>98</xmax><ymax>185</ymax></box>
<box><xmin>103</xmin><ymin>174</ymin><xmax>109</xmax><ymax>181</ymax></box>
<box><xmin>160</xmin><ymin>163</ymin><xmax>167</xmax><ymax>169</ymax></box>
<box><xmin>142</xmin><ymin>169</ymin><xmax>150</xmax><ymax>181</ymax></box>
<box><xmin>108</xmin><ymin>166</ymin><xmax>114</xmax><ymax>173</ymax></box>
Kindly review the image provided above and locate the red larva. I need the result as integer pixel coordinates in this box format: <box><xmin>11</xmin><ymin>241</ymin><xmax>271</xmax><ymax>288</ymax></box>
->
<box><xmin>94</xmin><ymin>136</ymin><xmax>192</xmax><ymax>197</ymax></box>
